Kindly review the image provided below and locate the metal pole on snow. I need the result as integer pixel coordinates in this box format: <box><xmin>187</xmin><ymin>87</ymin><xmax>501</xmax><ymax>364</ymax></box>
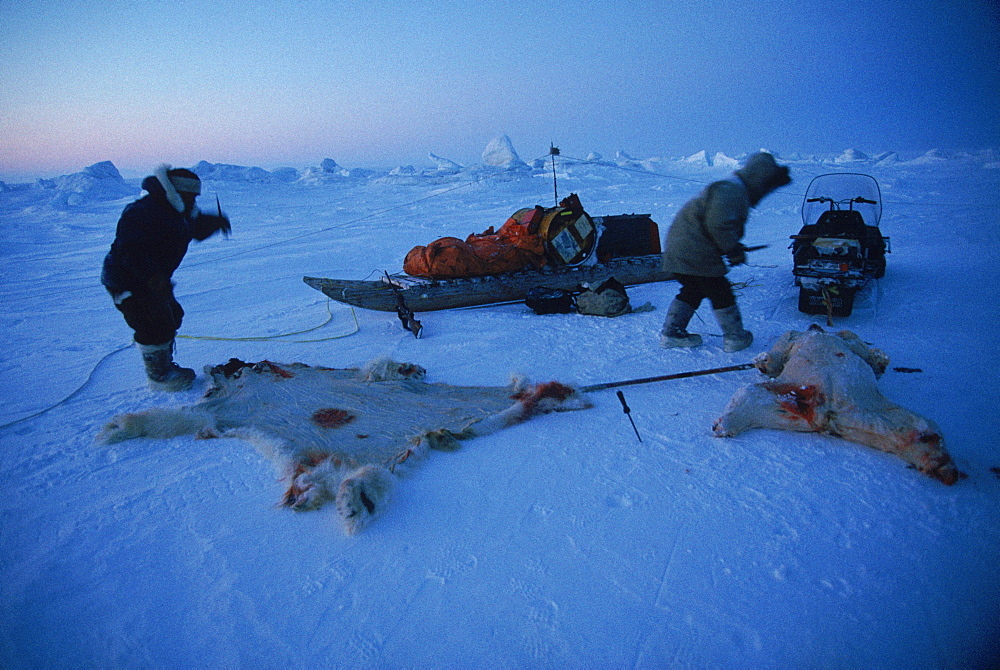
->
<box><xmin>581</xmin><ymin>363</ymin><xmax>756</xmax><ymax>393</ymax></box>
<box><xmin>616</xmin><ymin>390</ymin><xmax>642</xmax><ymax>442</ymax></box>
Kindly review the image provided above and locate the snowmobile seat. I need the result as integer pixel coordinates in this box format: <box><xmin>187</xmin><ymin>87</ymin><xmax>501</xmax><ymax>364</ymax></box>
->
<box><xmin>792</xmin><ymin>210</ymin><xmax>874</xmax><ymax>265</ymax></box>
<box><xmin>812</xmin><ymin>210</ymin><xmax>868</xmax><ymax>240</ymax></box>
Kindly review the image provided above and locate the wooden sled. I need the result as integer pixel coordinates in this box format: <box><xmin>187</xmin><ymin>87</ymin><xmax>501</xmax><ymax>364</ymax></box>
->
<box><xmin>303</xmin><ymin>214</ymin><xmax>672</xmax><ymax>312</ymax></box>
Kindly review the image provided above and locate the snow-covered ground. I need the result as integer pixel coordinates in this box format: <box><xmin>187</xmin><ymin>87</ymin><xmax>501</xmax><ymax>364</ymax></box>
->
<box><xmin>2</xmin><ymin>142</ymin><xmax>999</xmax><ymax>667</ymax></box>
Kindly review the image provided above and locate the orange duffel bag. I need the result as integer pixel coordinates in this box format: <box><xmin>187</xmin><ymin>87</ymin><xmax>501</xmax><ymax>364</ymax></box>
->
<box><xmin>403</xmin><ymin>207</ymin><xmax>548</xmax><ymax>279</ymax></box>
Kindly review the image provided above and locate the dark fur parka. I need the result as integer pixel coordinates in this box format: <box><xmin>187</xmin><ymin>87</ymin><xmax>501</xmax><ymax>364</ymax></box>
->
<box><xmin>102</xmin><ymin>167</ymin><xmax>228</xmax><ymax>294</ymax></box>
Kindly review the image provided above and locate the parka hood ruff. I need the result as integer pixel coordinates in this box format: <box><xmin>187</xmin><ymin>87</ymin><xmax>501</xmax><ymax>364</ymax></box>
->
<box><xmin>735</xmin><ymin>152</ymin><xmax>791</xmax><ymax>207</ymax></box>
<box><xmin>152</xmin><ymin>164</ymin><xmax>187</xmax><ymax>213</ymax></box>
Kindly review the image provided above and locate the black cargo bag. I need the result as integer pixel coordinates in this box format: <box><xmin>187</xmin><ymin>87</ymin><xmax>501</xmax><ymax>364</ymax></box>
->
<box><xmin>525</xmin><ymin>286</ymin><xmax>575</xmax><ymax>314</ymax></box>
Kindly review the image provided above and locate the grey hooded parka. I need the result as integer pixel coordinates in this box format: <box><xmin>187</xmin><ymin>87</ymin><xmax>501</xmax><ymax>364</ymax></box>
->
<box><xmin>661</xmin><ymin>152</ymin><xmax>791</xmax><ymax>277</ymax></box>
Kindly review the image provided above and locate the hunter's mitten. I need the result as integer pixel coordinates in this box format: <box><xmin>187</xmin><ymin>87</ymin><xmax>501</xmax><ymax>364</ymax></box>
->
<box><xmin>726</xmin><ymin>245</ymin><xmax>747</xmax><ymax>267</ymax></box>
<box><xmin>192</xmin><ymin>212</ymin><xmax>231</xmax><ymax>239</ymax></box>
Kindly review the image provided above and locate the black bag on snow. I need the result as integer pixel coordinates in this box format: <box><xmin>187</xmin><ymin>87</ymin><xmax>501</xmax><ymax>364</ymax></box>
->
<box><xmin>525</xmin><ymin>286</ymin><xmax>575</xmax><ymax>314</ymax></box>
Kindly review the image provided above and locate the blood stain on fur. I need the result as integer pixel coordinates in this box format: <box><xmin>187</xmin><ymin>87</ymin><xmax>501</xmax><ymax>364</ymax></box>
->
<box><xmin>767</xmin><ymin>383</ymin><xmax>822</xmax><ymax>427</ymax></box>
<box><xmin>513</xmin><ymin>381</ymin><xmax>576</xmax><ymax>412</ymax></box>
<box><xmin>311</xmin><ymin>408</ymin><xmax>356</xmax><ymax>428</ymax></box>
<box><xmin>297</xmin><ymin>451</ymin><xmax>340</xmax><ymax>469</ymax></box>
<box><xmin>216</xmin><ymin>358</ymin><xmax>252</xmax><ymax>378</ymax></box>
<box><xmin>215</xmin><ymin>358</ymin><xmax>295</xmax><ymax>380</ymax></box>
<box><xmin>395</xmin><ymin>363</ymin><xmax>424</xmax><ymax>378</ymax></box>
<box><xmin>262</xmin><ymin>361</ymin><xmax>295</xmax><ymax>378</ymax></box>
<box><xmin>917</xmin><ymin>431</ymin><xmax>942</xmax><ymax>447</ymax></box>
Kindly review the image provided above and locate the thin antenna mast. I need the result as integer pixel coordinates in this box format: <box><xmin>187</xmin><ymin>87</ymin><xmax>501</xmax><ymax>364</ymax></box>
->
<box><xmin>549</xmin><ymin>144</ymin><xmax>560</xmax><ymax>205</ymax></box>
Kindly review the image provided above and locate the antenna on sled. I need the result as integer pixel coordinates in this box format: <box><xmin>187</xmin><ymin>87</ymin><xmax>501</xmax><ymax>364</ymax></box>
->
<box><xmin>549</xmin><ymin>143</ymin><xmax>560</xmax><ymax>205</ymax></box>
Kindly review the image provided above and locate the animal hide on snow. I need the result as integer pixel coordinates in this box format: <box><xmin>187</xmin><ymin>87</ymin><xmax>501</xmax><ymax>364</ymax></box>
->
<box><xmin>96</xmin><ymin>358</ymin><xmax>591</xmax><ymax>534</ymax></box>
<box><xmin>713</xmin><ymin>326</ymin><xmax>960</xmax><ymax>485</ymax></box>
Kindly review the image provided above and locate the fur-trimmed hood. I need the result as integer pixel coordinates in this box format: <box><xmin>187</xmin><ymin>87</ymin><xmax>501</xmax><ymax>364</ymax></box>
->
<box><xmin>735</xmin><ymin>152</ymin><xmax>792</xmax><ymax>206</ymax></box>
<box><xmin>140</xmin><ymin>164</ymin><xmax>189</xmax><ymax>213</ymax></box>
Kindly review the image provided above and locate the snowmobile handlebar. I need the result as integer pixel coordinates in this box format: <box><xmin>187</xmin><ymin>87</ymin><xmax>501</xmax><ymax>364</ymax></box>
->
<box><xmin>806</xmin><ymin>196</ymin><xmax>878</xmax><ymax>207</ymax></box>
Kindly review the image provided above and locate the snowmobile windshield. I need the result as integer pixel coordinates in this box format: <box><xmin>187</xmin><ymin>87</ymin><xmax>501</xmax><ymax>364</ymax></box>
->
<box><xmin>802</xmin><ymin>173</ymin><xmax>882</xmax><ymax>228</ymax></box>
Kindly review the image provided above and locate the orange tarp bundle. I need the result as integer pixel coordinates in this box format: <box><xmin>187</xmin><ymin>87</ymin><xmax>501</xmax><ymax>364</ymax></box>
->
<box><xmin>403</xmin><ymin>207</ymin><xmax>548</xmax><ymax>279</ymax></box>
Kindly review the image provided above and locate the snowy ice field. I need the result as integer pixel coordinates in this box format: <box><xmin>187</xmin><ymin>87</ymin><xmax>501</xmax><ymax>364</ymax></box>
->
<box><xmin>2</xmin><ymin>142</ymin><xmax>999</xmax><ymax>667</ymax></box>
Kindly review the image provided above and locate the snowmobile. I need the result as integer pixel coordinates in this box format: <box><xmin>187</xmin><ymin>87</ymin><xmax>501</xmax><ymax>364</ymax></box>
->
<box><xmin>792</xmin><ymin>173</ymin><xmax>889</xmax><ymax>317</ymax></box>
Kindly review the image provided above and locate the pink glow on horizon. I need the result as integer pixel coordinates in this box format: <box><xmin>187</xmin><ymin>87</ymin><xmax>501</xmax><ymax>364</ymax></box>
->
<box><xmin>2</xmin><ymin>0</ymin><xmax>997</xmax><ymax>181</ymax></box>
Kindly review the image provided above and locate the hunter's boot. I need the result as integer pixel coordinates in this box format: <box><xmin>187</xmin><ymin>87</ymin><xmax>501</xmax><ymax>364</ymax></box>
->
<box><xmin>138</xmin><ymin>340</ymin><xmax>196</xmax><ymax>391</ymax></box>
<box><xmin>660</xmin><ymin>299</ymin><xmax>703</xmax><ymax>348</ymax></box>
<box><xmin>714</xmin><ymin>305</ymin><xmax>753</xmax><ymax>353</ymax></box>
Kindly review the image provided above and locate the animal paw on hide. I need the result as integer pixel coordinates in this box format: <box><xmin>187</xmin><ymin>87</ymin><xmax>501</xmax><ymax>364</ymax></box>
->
<box><xmin>906</xmin><ymin>432</ymin><xmax>961</xmax><ymax>486</ymax></box>
<box><xmin>361</xmin><ymin>358</ymin><xmax>426</xmax><ymax>382</ymax></box>
<box><xmin>281</xmin><ymin>457</ymin><xmax>338</xmax><ymax>511</ymax></box>
<box><xmin>421</xmin><ymin>429</ymin><xmax>464</xmax><ymax>452</ymax></box>
<box><xmin>336</xmin><ymin>465</ymin><xmax>393</xmax><ymax>535</ymax></box>
<box><xmin>95</xmin><ymin>408</ymin><xmax>216</xmax><ymax>444</ymax></box>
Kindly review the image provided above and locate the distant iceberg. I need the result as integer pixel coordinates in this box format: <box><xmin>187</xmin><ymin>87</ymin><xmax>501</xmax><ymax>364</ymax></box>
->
<box><xmin>192</xmin><ymin>161</ymin><xmax>299</xmax><ymax>183</ymax></box>
<box><xmin>873</xmin><ymin>151</ymin><xmax>899</xmax><ymax>166</ymax></box>
<box><xmin>482</xmin><ymin>135</ymin><xmax>527</xmax><ymax>170</ymax></box>
<box><xmin>428</xmin><ymin>153</ymin><xmax>463</xmax><ymax>174</ymax></box>
<box><xmin>712</xmin><ymin>152</ymin><xmax>739</xmax><ymax>168</ymax></box>
<box><xmin>834</xmin><ymin>149</ymin><xmax>869</xmax><ymax>163</ymax></box>
<box><xmin>682</xmin><ymin>150</ymin><xmax>710</xmax><ymax>165</ymax></box>
<box><xmin>42</xmin><ymin>161</ymin><xmax>138</xmax><ymax>207</ymax></box>
<box><xmin>299</xmin><ymin>158</ymin><xmax>351</xmax><ymax>183</ymax></box>
<box><xmin>906</xmin><ymin>149</ymin><xmax>948</xmax><ymax>164</ymax></box>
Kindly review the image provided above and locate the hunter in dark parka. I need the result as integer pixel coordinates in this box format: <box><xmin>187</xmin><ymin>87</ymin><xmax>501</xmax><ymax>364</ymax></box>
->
<box><xmin>660</xmin><ymin>152</ymin><xmax>791</xmax><ymax>352</ymax></box>
<box><xmin>102</xmin><ymin>164</ymin><xmax>230</xmax><ymax>391</ymax></box>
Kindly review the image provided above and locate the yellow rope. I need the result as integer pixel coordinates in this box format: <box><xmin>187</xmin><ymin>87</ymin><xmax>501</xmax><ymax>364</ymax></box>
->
<box><xmin>2</xmin><ymin>302</ymin><xmax>360</xmax><ymax>430</ymax></box>
<box><xmin>178</xmin><ymin>299</ymin><xmax>359</xmax><ymax>343</ymax></box>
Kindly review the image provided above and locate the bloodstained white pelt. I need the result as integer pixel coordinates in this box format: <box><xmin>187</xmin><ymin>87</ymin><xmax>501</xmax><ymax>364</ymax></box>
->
<box><xmin>712</xmin><ymin>326</ymin><xmax>960</xmax><ymax>485</ymax></box>
<box><xmin>96</xmin><ymin>358</ymin><xmax>590</xmax><ymax>534</ymax></box>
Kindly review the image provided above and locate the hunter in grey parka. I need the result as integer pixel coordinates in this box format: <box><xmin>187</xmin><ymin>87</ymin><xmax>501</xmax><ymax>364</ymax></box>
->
<box><xmin>661</xmin><ymin>152</ymin><xmax>791</xmax><ymax>277</ymax></box>
<box><xmin>658</xmin><ymin>152</ymin><xmax>791</xmax><ymax>353</ymax></box>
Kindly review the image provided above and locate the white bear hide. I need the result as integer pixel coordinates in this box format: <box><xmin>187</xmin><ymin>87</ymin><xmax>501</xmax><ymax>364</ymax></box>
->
<box><xmin>96</xmin><ymin>358</ymin><xmax>591</xmax><ymax>534</ymax></box>
<box><xmin>712</xmin><ymin>326</ymin><xmax>960</xmax><ymax>485</ymax></box>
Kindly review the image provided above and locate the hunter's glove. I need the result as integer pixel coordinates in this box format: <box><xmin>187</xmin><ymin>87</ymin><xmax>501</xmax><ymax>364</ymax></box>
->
<box><xmin>726</xmin><ymin>245</ymin><xmax>747</xmax><ymax>267</ymax></box>
<box><xmin>192</xmin><ymin>212</ymin><xmax>232</xmax><ymax>240</ymax></box>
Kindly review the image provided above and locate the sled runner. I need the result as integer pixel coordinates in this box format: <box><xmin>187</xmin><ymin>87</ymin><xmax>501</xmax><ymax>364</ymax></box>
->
<box><xmin>792</xmin><ymin>173</ymin><xmax>889</xmax><ymax>317</ymax></box>
<box><xmin>304</xmin><ymin>213</ymin><xmax>671</xmax><ymax>312</ymax></box>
